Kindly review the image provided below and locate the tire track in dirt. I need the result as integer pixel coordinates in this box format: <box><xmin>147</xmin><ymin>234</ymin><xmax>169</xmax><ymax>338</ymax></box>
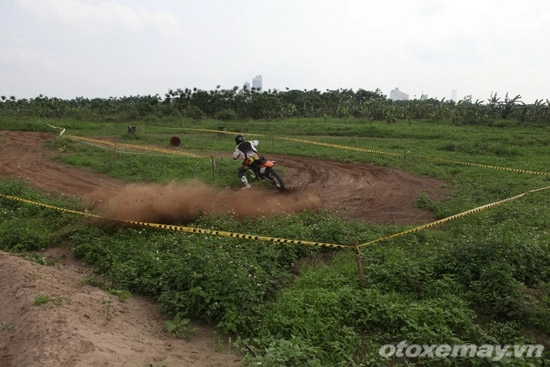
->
<box><xmin>271</xmin><ymin>154</ymin><xmax>449</xmax><ymax>224</ymax></box>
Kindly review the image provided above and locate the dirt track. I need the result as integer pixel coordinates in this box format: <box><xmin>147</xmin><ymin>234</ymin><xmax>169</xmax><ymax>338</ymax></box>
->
<box><xmin>0</xmin><ymin>131</ymin><xmax>450</xmax><ymax>367</ymax></box>
<box><xmin>0</xmin><ymin>131</ymin><xmax>450</xmax><ymax>225</ymax></box>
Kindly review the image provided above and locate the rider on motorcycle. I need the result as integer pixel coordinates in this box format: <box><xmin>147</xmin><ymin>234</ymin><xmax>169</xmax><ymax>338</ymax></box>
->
<box><xmin>233</xmin><ymin>134</ymin><xmax>262</xmax><ymax>189</ymax></box>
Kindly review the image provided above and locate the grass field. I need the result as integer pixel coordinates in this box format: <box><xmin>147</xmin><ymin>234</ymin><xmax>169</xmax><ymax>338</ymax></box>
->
<box><xmin>1</xmin><ymin>116</ymin><xmax>550</xmax><ymax>366</ymax></box>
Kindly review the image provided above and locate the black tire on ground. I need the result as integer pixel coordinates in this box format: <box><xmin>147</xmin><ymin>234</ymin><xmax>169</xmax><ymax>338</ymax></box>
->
<box><xmin>170</xmin><ymin>136</ymin><xmax>181</xmax><ymax>146</ymax></box>
<box><xmin>268</xmin><ymin>169</ymin><xmax>285</xmax><ymax>190</ymax></box>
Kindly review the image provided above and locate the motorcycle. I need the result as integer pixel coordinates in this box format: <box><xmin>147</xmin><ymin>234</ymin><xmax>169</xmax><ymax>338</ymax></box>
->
<box><xmin>245</xmin><ymin>156</ymin><xmax>286</xmax><ymax>190</ymax></box>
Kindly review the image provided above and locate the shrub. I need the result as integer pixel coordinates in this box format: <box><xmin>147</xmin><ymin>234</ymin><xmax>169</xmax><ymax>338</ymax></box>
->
<box><xmin>214</xmin><ymin>109</ymin><xmax>238</xmax><ymax>122</ymax></box>
<box><xmin>184</xmin><ymin>106</ymin><xmax>204</xmax><ymax>120</ymax></box>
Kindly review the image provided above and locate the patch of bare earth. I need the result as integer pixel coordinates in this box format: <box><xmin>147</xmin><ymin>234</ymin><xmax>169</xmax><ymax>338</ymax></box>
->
<box><xmin>0</xmin><ymin>248</ymin><xmax>241</xmax><ymax>367</ymax></box>
<box><xmin>0</xmin><ymin>131</ymin><xmax>450</xmax><ymax>367</ymax></box>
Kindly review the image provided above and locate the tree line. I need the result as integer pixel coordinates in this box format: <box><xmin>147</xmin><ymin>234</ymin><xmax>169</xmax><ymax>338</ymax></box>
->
<box><xmin>2</xmin><ymin>87</ymin><xmax>549</xmax><ymax>125</ymax></box>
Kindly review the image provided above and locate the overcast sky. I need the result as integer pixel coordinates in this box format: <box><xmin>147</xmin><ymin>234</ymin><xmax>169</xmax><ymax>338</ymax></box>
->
<box><xmin>1</xmin><ymin>0</ymin><xmax>548</xmax><ymax>103</ymax></box>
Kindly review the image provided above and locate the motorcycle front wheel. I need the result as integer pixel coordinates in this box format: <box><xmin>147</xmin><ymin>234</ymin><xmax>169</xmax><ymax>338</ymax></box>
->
<box><xmin>247</xmin><ymin>168</ymin><xmax>258</xmax><ymax>180</ymax></box>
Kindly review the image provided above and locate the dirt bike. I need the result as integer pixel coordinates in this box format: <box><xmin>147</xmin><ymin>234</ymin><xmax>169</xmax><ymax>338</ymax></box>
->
<box><xmin>246</xmin><ymin>156</ymin><xmax>286</xmax><ymax>190</ymax></box>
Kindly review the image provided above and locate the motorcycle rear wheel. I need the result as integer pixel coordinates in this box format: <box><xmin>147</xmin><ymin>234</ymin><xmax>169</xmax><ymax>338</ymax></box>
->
<box><xmin>265</xmin><ymin>169</ymin><xmax>285</xmax><ymax>190</ymax></box>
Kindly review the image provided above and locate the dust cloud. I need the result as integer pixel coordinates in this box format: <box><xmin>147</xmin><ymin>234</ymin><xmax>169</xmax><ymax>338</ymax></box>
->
<box><xmin>83</xmin><ymin>180</ymin><xmax>321</xmax><ymax>224</ymax></box>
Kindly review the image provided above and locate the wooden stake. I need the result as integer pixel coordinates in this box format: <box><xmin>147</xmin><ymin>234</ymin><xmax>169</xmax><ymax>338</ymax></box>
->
<box><xmin>354</xmin><ymin>240</ymin><xmax>365</xmax><ymax>287</ymax></box>
<box><xmin>211</xmin><ymin>155</ymin><xmax>216</xmax><ymax>184</ymax></box>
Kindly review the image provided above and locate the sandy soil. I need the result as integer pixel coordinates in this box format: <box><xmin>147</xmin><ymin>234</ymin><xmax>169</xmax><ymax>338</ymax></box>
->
<box><xmin>0</xmin><ymin>131</ymin><xmax>450</xmax><ymax>367</ymax></box>
<box><xmin>0</xmin><ymin>247</ymin><xmax>240</xmax><ymax>367</ymax></box>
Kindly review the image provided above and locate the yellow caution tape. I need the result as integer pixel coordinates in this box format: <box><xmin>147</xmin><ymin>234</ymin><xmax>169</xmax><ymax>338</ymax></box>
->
<box><xmin>3</xmin><ymin>186</ymin><xmax>549</xmax><ymax>251</ymax></box>
<box><xmin>64</xmin><ymin>135</ymin><xmax>204</xmax><ymax>158</ymax></box>
<box><xmin>47</xmin><ymin>124</ymin><xmax>66</xmax><ymax>135</ymax></box>
<box><xmin>186</xmin><ymin>128</ymin><xmax>252</xmax><ymax>135</ymax></box>
<box><xmin>409</xmin><ymin>154</ymin><xmax>550</xmax><ymax>176</ymax></box>
<box><xmin>358</xmin><ymin>185</ymin><xmax>550</xmax><ymax>248</ymax></box>
<box><xmin>0</xmin><ymin>193</ymin><xmax>104</xmax><ymax>219</ymax></box>
<box><xmin>279</xmin><ymin>137</ymin><xmax>401</xmax><ymax>157</ymax></box>
<box><xmin>0</xmin><ymin>193</ymin><xmax>349</xmax><ymax>250</ymax></box>
<box><xmin>122</xmin><ymin>220</ymin><xmax>350</xmax><ymax>249</ymax></box>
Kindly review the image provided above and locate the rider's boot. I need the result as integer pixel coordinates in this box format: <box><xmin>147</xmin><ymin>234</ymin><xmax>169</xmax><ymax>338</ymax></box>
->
<box><xmin>241</xmin><ymin>176</ymin><xmax>251</xmax><ymax>189</ymax></box>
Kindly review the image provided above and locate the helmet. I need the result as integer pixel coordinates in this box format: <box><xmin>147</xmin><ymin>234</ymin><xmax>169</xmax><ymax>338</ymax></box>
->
<box><xmin>235</xmin><ymin>134</ymin><xmax>245</xmax><ymax>145</ymax></box>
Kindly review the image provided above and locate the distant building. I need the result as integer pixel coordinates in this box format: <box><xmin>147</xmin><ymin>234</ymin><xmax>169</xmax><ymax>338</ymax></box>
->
<box><xmin>252</xmin><ymin>75</ymin><xmax>263</xmax><ymax>92</ymax></box>
<box><xmin>451</xmin><ymin>89</ymin><xmax>458</xmax><ymax>102</ymax></box>
<box><xmin>243</xmin><ymin>82</ymin><xmax>250</xmax><ymax>91</ymax></box>
<box><xmin>389</xmin><ymin>88</ymin><xmax>409</xmax><ymax>101</ymax></box>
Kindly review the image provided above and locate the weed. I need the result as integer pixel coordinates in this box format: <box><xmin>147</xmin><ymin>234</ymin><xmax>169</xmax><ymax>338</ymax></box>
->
<box><xmin>32</xmin><ymin>294</ymin><xmax>66</xmax><ymax>306</ymax></box>
<box><xmin>52</xmin><ymin>295</ymin><xmax>66</xmax><ymax>306</ymax></box>
<box><xmin>164</xmin><ymin>312</ymin><xmax>197</xmax><ymax>339</ymax></box>
<box><xmin>32</xmin><ymin>294</ymin><xmax>50</xmax><ymax>306</ymax></box>
<box><xmin>83</xmin><ymin>275</ymin><xmax>106</xmax><ymax>288</ymax></box>
<box><xmin>1</xmin><ymin>321</ymin><xmax>14</xmax><ymax>331</ymax></box>
<box><xmin>102</xmin><ymin>296</ymin><xmax>114</xmax><ymax>321</ymax></box>
<box><xmin>24</xmin><ymin>253</ymin><xmax>54</xmax><ymax>266</ymax></box>
<box><xmin>108</xmin><ymin>288</ymin><xmax>132</xmax><ymax>303</ymax></box>
<box><xmin>414</xmin><ymin>192</ymin><xmax>432</xmax><ymax>209</ymax></box>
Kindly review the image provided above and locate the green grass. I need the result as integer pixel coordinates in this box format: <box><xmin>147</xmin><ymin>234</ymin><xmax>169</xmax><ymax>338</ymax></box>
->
<box><xmin>1</xmin><ymin>116</ymin><xmax>550</xmax><ymax>366</ymax></box>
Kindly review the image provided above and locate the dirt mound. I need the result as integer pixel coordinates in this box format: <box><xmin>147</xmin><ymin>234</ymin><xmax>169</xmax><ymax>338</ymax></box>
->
<box><xmin>0</xmin><ymin>247</ymin><xmax>241</xmax><ymax>367</ymax></box>
<box><xmin>0</xmin><ymin>131</ymin><xmax>450</xmax><ymax>367</ymax></box>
